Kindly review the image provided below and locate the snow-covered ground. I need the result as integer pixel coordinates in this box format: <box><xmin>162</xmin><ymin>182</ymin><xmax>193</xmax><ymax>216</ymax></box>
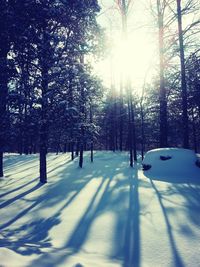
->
<box><xmin>0</xmin><ymin>151</ymin><xmax>200</xmax><ymax>267</ymax></box>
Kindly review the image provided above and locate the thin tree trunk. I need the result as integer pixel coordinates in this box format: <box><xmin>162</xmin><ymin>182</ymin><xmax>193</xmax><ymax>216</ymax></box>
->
<box><xmin>71</xmin><ymin>142</ymin><xmax>74</xmax><ymax>161</ymax></box>
<box><xmin>128</xmin><ymin>99</ymin><xmax>133</xmax><ymax>167</ymax></box>
<box><xmin>56</xmin><ymin>144</ymin><xmax>59</xmax><ymax>155</ymax></box>
<box><xmin>79</xmin><ymin>55</ymin><xmax>85</xmax><ymax>168</ymax></box>
<box><xmin>119</xmin><ymin>76</ymin><xmax>124</xmax><ymax>151</ymax></box>
<box><xmin>76</xmin><ymin>142</ymin><xmax>79</xmax><ymax>156</ymax></box>
<box><xmin>39</xmin><ymin>102</ymin><xmax>47</xmax><ymax>183</ymax></box>
<box><xmin>177</xmin><ymin>0</ymin><xmax>189</xmax><ymax>148</ymax></box>
<box><xmin>90</xmin><ymin>103</ymin><xmax>94</xmax><ymax>162</ymax></box>
<box><xmin>40</xmin><ymin>142</ymin><xmax>47</xmax><ymax>183</ymax></box>
<box><xmin>39</xmin><ymin>118</ymin><xmax>47</xmax><ymax>183</ymax></box>
<box><xmin>130</xmin><ymin>96</ymin><xmax>137</xmax><ymax>161</ymax></box>
<box><xmin>191</xmin><ymin>108</ymin><xmax>197</xmax><ymax>153</ymax></box>
<box><xmin>140</xmin><ymin>88</ymin><xmax>145</xmax><ymax>160</ymax></box>
<box><xmin>0</xmin><ymin>152</ymin><xmax>3</xmax><ymax>177</ymax></box>
<box><xmin>39</xmin><ymin>32</ymin><xmax>48</xmax><ymax>184</ymax></box>
<box><xmin>23</xmin><ymin>112</ymin><xmax>29</xmax><ymax>155</ymax></box>
<box><xmin>157</xmin><ymin>0</ymin><xmax>168</xmax><ymax>148</ymax></box>
<box><xmin>79</xmin><ymin>143</ymin><xmax>84</xmax><ymax>168</ymax></box>
<box><xmin>91</xmin><ymin>143</ymin><xmax>94</xmax><ymax>163</ymax></box>
<box><xmin>114</xmin><ymin>95</ymin><xmax>118</xmax><ymax>150</ymax></box>
<box><xmin>0</xmin><ymin>42</ymin><xmax>9</xmax><ymax>177</ymax></box>
<box><xmin>18</xmin><ymin>84</ymin><xmax>23</xmax><ymax>155</ymax></box>
<box><xmin>141</xmin><ymin>109</ymin><xmax>145</xmax><ymax>160</ymax></box>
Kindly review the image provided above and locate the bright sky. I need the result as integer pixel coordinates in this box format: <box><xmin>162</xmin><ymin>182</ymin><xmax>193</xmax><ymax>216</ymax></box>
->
<box><xmin>94</xmin><ymin>0</ymin><xmax>200</xmax><ymax>95</ymax></box>
<box><xmin>94</xmin><ymin>0</ymin><xmax>158</xmax><ymax>94</ymax></box>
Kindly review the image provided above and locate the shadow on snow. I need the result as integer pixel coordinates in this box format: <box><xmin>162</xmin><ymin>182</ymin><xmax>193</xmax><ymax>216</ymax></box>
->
<box><xmin>1</xmin><ymin>152</ymin><xmax>200</xmax><ymax>267</ymax></box>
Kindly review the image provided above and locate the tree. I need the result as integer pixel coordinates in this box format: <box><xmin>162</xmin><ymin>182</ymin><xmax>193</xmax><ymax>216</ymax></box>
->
<box><xmin>116</xmin><ymin>0</ymin><xmax>137</xmax><ymax>165</ymax></box>
<box><xmin>156</xmin><ymin>0</ymin><xmax>168</xmax><ymax>147</ymax></box>
<box><xmin>176</xmin><ymin>0</ymin><xmax>189</xmax><ymax>148</ymax></box>
<box><xmin>0</xmin><ymin>9</ymin><xmax>9</xmax><ymax>176</ymax></box>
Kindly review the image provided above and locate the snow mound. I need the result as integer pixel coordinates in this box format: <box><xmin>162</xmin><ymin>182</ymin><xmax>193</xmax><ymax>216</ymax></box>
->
<box><xmin>142</xmin><ymin>148</ymin><xmax>200</xmax><ymax>182</ymax></box>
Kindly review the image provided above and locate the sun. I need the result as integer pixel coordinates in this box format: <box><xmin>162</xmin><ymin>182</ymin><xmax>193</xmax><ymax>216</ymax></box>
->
<box><xmin>111</xmin><ymin>33</ymin><xmax>156</xmax><ymax>92</ymax></box>
<box><xmin>94</xmin><ymin>32</ymin><xmax>156</xmax><ymax>94</ymax></box>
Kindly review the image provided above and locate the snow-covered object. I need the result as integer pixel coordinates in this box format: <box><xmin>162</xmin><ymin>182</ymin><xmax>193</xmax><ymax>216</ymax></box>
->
<box><xmin>142</xmin><ymin>148</ymin><xmax>199</xmax><ymax>180</ymax></box>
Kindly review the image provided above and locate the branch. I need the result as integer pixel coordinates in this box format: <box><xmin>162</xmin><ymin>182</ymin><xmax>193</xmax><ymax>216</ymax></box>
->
<box><xmin>183</xmin><ymin>19</ymin><xmax>200</xmax><ymax>35</ymax></box>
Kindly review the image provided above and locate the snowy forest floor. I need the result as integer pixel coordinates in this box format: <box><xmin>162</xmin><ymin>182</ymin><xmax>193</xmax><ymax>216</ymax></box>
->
<box><xmin>0</xmin><ymin>151</ymin><xmax>200</xmax><ymax>267</ymax></box>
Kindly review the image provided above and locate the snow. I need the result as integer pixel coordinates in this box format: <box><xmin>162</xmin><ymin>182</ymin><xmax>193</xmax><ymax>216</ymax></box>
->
<box><xmin>142</xmin><ymin>148</ymin><xmax>200</xmax><ymax>183</ymax></box>
<box><xmin>0</xmin><ymin>151</ymin><xmax>200</xmax><ymax>267</ymax></box>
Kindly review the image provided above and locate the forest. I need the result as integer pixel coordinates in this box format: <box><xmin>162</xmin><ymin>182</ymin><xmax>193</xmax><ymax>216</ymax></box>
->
<box><xmin>1</xmin><ymin>1</ymin><xmax>200</xmax><ymax>267</ymax></box>
<box><xmin>0</xmin><ymin>0</ymin><xmax>200</xmax><ymax>184</ymax></box>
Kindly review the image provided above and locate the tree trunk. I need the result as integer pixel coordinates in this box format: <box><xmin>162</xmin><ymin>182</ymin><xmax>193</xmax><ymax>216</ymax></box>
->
<box><xmin>71</xmin><ymin>142</ymin><xmax>74</xmax><ymax>161</ymax></box>
<box><xmin>91</xmin><ymin>143</ymin><xmax>94</xmax><ymax>163</ymax></box>
<box><xmin>76</xmin><ymin>142</ymin><xmax>79</xmax><ymax>156</ymax></box>
<box><xmin>78</xmin><ymin>54</ymin><xmax>86</xmax><ymax>168</ymax></box>
<box><xmin>0</xmin><ymin>152</ymin><xmax>3</xmax><ymax>177</ymax></box>
<box><xmin>40</xmin><ymin>142</ymin><xmax>47</xmax><ymax>183</ymax></box>
<box><xmin>140</xmin><ymin>94</ymin><xmax>145</xmax><ymax>160</ymax></box>
<box><xmin>79</xmin><ymin>143</ymin><xmax>83</xmax><ymax>168</ymax></box>
<box><xmin>90</xmin><ymin>103</ymin><xmax>94</xmax><ymax>163</ymax></box>
<box><xmin>177</xmin><ymin>0</ymin><xmax>189</xmax><ymax>148</ymax></box>
<box><xmin>0</xmin><ymin>41</ymin><xmax>9</xmax><ymax>177</ymax></box>
<box><xmin>56</xmin><ymin>144</ymin><xmax>59</xmax><ymax>155</ymax></box>
<box><xmin>128</xmin><ymin>99</ymin><xmax>133</xmax><ymax>167</ymax></box>
<box><xmin>191</xmin><ymin>109</ymin><xmax>197</xmax><ymax>153</ymax></box>
<box><xmin>119</xmin><ymin>76</ymin><xmax>124</xmax><ymax>151</ymax></box>
<box><xmin>157</xmin><ymin>0</ymin><xmax>168</xmax><ymax>148</ymax></box>
<box><xmin>39</xmin><ymin>101</ymin><xmax>47</xmax><ymax>183</ymax></box>
<box><xmin>39</xmin><ymin>31</ymin><xmax>48</xmax><ymax>184</ymax></box>
<box><xmin>130</xmin><ymin>96</ymin><xmax>137</xmax><ymax>161</ymax></box>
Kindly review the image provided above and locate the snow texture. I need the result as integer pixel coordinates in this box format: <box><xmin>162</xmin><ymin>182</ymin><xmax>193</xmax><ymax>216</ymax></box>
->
<box><xmin>142</xmin><ymin>148</ymin><xmax>200</xmax><ymax>183</ymax></box>
<box><xmin>0</xmin><ymin>151</ymin><xmax>200</xmax><ymax>267</ymax></box>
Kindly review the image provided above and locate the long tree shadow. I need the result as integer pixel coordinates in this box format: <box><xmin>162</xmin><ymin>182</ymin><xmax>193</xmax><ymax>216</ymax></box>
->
<box><xmin>29</xmin><ymin>153</ymin><xmax>128</xmax><ymax>267</ymax></box>
<box><xmin>108</xmin><ymin>163</ymin><xmax>141</xmax><ymax>267</ymax></box>
<box><xmin>0</xmin><ymin>217</ymin><xmax>60</xmax><ymax>255</ymax></box>
<box><xmin>163</xmin><ymin>183</ymin><xmax>200</xmax><ymax>228</ymax></box>
<box><xmin>123</xmin><ymin>164</ymin><xmax>140</xmax><ymax>267</ymax></box>
<box><xmin>0</xmin><ymin>156</ymin><xmax>104</xmax><ymax>256</ymax></box>
<box><xmin>66</xmin><ymin>176</ymin><xmax>111</xmax><ymax>251</ymax></box>
<box><xmin>1</xmin><ymin>153</ymin><xmax>70</xmax><ymax>188</ymax></box>
<box><xmin>0</xmin><ymin>182</ymin><xmax>42</xmax><ymax>209</ymax></box>
<box><xmin>0</xmin><ymin>172</ymin><xmax>97</xmax><ymax>256</ymax></box>
<box><xmin>150</xmin><ymin>178</ymin><xmax>185</xmax><ymax>267</ymax></box>
<box><xmin>4</xmin><ymin>156</ymin><xmax>38</xmax><ymax>173</ymax></box>
<box><xmin>1</xmin><ymin>157</ymin><xmax>39</xmax><ymax>188</ymax></box>
<box><xmin>143</xmin><ymin>167</ymin><xmax>200</xmax><ymax>185</ymax></box>
<box><xmin>0</xmin><ymin>177</ymin><xmax>38</xmax><ymax>198</ymax></box>
<box><xmin>1</xmin><ymin>152</ymin><xmax>142</xmax><ymax>266</ymax></box>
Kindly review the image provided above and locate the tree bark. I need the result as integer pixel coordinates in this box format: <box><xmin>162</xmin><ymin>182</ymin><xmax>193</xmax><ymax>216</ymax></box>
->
<box><xmin>130</xmin><ymin>95</ymin><xmax>137</xmax><ymax>161</ymax></box>
<box><xmin>191</xmin><ymin>108</ymin><xmax>197</xmax><ymax>153</ymax></box>
<box><xmin>128</xmin><ymin>98</ymin><xmax>133</xmax><ymax>167</ymax></box>
<box><xmin>0</xmin><ymin>40</ymin><xmax>9</xmax><ymax>177</ymax></box>
<box><xmin>79</xmin><ymin>55</ymin><xmax>85</xmax><ymax>168</ymax></box>
<box><xmin>90</xmin><ymin>103</ymin><xmax>94</xmax><ymax>162</ymax></box>
<box><xmin>157</xmin><ymin>0</ymin><xmax>168</xmax><ymax>148</ymax></box>
<box><xmin>119</xmin><ymin>76</ymin><xmax>124</xmax><ymax>151</ymax></box>
<box><xmin>71</xmin><ymin>142</ymin><xmax>74</xmax><ymax>161</ymax></box>
<box><xmin>76</xmin><ymin>142</ymin><xmax>79</xmax><ymax>156</ymax></box>
<box><xmin>79</xmin><ymin>143</ymin><xmax>83</xmax><ymax>168</ymax></box>
<box><xmin>39</xmin><ymin>31</ymin><xmax>48</xmax><ymax>183</ymax></box>
<box><xmin>0</xmin><ymin>152</ymin><xmax>3</xmax><ymax>177</ymax></box>
<box><xmin>177</xmin><ymin>0</ymin><xmax>189</xmax><ymax>148</ymax></box>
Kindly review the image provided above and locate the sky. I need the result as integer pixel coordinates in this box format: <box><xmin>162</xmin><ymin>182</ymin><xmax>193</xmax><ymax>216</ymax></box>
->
<box><xmin>94</xmin><ymin>0</ymin><xmax>200</xmax><ymax>95</ymax></box>
<box><xmin>94</xmin><ymin>0</ymin><xmax>158</xmax><ymax>94</ymax></box>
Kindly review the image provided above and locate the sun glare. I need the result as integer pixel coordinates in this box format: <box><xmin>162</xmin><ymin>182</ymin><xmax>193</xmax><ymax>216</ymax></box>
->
<box><xmin>95</xmin><ymin>32</ymin><xmax>156</xmax><ymax>94</ymax></box>
<box><xmin>112</xmin><ymin>34</ymin><xmax>156</xmax><ymax>91</ymax></box>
